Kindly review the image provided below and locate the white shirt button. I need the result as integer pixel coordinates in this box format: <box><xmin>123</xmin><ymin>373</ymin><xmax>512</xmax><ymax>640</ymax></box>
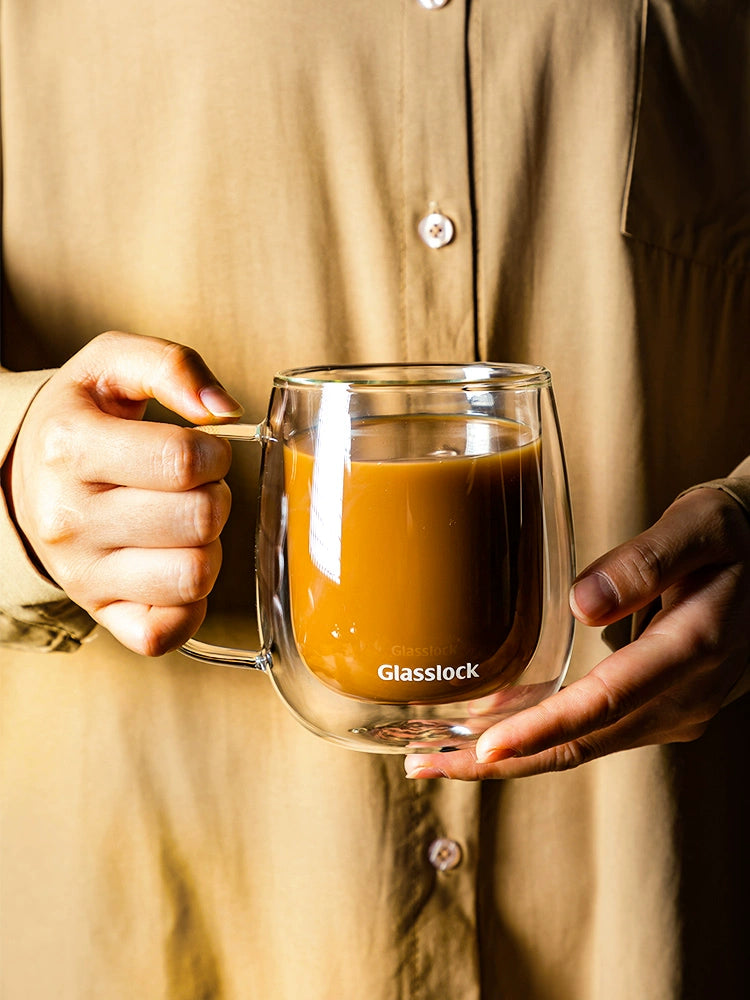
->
<box><xmin>428</xmin><ymin>837</ymin><xmax>463</xmax><ymax>871</ymax></box>
<box><xmin>417</xmin><ymin>0</ymin><xmax>452</xmax><ymax>9</ymax></box>
<box><xmin>418</xmin><ymin>211</ymin><xmax>455</xmax><ymax>249</ymax></box>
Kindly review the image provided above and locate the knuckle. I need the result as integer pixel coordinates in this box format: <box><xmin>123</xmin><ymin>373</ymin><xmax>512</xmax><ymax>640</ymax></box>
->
<box><xmin>689</xmin><ymin>623</ymin><xmax>724</xmax><ymax>663</ymax></box>
<box><xmin>673</xmin><ymin>720</ymin><xmax>710</xmax><ymax>743</ymax></box>
<box><xmin>136</xmin><ymin>636</ymin><xmax>162</xmax><ymax>658</ymax></box>
<box><xmin>566</xmin><ymin>670</ymin><xmax>632</xmax><ymax>730</ymax></box>
<box><xmin>665</xmin><ymin>609</ymin><xmax>727</xmax><ymax>667</ymax></box>
<box><xmin>48</xmin><ymin>553</ymin><xmax>96</xmax><ymax>604</ymax></box>
<box><xmin>141</xmin><ymin>605</ymin><xmax>206</xmax><ymax>658</ymax></box>
<box><xmin>157</xmin><ymin>341</ymin><xmax>203</xmax><ymax>382</ymax></box>
<box><xmin>675</xmin><ymin>488</ymin><xmax>750</xmax><ymax>559</ymax></box>
<box><xmin>551</xmin><ymin>740</ymin><xmax>595</xmax><ymax>771</ymax></box>
<box><xmin>652</xmin><ymin>689</ymin><xmax>716</xmax><ymax>743</ymax></box>
<box><xmin>76</xmin><ymin>331</ymin><xmax>131</xmax><ymax>380</ymax></box>
<box><xmin>589</xmin><ymin>671</ymin><xmax>631</xmax><ymax>722</ymax></box>
<box><xmin>706</xmin><ymin>496</ymin><xmax>750</xmax><ymax>555</ymax></box>
<box><xmin>619</xmin><ymin>539</ymin><xmax>666</xmax><ymax>594</ymax></box>
<box><xmin>34</xmin><ymin>495</ymin><xmax>80</xmax><ymax>547</ymax></box>
<box><xmin>138</xmin><ymin>625</ymin><xmax>178</xmax><ymax>659</ymax></box>
<box><xmin>186</xmin><ymin>483</ymin><xmax>230</xmax><ymax>543</ymax></box>
<box><xmin>160</xmin><ymin>429</ymin><xmax>207</xmax><ymax>490</ymax></box>
<box><xmin>39</xmin><ymin>418</ymin><xmax>79</xmax><ymax>470</ymax></box>
<box><xmin>128</xmin><ymin>621</ymin><xmax>168</xmax><ymax>658</ymax></box>
<box><xmin>176</xmin><ymin>546</ymin><xmax>219</xmax><ymax>604</ymax></box>
<box><xmin>74</xmin><ymin>330</ymin><xmax>116</xmax><ymax>363</ymax></box>
<box><xmin>89</xmin><ymin>330</ymin><xmax>123</xmax><ymax>352</ymax></box>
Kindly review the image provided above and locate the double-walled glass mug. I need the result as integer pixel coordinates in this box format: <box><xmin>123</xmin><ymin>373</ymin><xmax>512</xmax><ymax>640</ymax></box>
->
<box><xmin>182</xmin><ymin>364</ymin><xmax>575</xmax><ymax>754</ymax></box>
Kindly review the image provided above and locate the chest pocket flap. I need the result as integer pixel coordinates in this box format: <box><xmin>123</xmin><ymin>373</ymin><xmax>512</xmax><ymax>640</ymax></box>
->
<box><xmin>622</xmin><ymin>0</ymin><xmax>750</xmax><ymax>271</ymax></box>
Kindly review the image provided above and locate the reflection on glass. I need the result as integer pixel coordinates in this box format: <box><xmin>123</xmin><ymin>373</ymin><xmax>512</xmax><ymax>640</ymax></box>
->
<box><xmin>309</xmin><ymin>384</ymin><xmax>350</xmax><ymax>585</ymax></box>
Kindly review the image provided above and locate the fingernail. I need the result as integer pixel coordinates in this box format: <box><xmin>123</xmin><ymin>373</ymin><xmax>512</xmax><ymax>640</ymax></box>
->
<box><xmin>404</xmin><ymin>764</ymin><xmax>448</xmax><ymax>780</ymax></box>
<box><xmin>570</xmin><ymin>572</ymin><xmax>618</xmax><ymax>620</ymax></box>
<box><xmin>476</xmin><ymin>746</ymin><xmax>518</xmax><ymax>765</ymax></box>
<box><xmin>199</xmin><ymin>385</ymin><xmax>244</xmax><ymax>418</ymax></box>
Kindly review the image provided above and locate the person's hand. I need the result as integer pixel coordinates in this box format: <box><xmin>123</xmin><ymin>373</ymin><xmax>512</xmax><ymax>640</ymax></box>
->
<box><xmin>405</xmin><ymin>485</ymin><xmax>750</xmax><ymax>780</ymax></box>
<box><xmin>5</xmin><ymin>331</ymin><xmax>242</xmax><ymax>656</ymax></box>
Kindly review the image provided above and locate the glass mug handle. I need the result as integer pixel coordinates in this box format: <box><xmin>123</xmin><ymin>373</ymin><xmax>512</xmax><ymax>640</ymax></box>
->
<box><xmin>180</xmin><ymin>423</ymin><xmax>270</xmax><ymax>671</ymax></box>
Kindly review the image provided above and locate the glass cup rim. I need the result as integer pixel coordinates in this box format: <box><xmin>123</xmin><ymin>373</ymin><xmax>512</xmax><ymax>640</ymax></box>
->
<box><xmin>274</xmin><ymin>362</ymin><xmax>551</xmax><ymax>390</ymax></box>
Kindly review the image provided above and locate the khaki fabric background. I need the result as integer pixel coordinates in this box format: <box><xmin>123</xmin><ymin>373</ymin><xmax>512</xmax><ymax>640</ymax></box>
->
<box><xmin>2</xmin><ymin>2</ymin><xmax>749</xmax><ymax>998</ymax></box>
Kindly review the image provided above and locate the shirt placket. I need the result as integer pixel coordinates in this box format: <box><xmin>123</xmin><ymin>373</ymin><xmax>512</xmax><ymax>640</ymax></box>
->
<box><xmin>400</xmin><ymin>0</ymin><xmax>477</xmax><ymax>362</ymax></box>
<box><xmin>396</xmin><ymin>9</ymin><xmax>483</xmax><ymax>997</ymax></box>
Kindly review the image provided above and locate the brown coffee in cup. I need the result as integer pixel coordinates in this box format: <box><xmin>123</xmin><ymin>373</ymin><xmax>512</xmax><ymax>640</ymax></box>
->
<box><xmin>284</xmin><ymin>414</ymin><xmax>543</xmax><ymax>703</ymax></box>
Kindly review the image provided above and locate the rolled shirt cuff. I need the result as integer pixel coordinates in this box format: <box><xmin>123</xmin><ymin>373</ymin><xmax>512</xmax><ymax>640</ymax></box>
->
<box><xmin>677</xmin><ymin>473</ymin><xmax>750</xmax><ymax>524</ymax></box>
<box><xmin>0</xmin><ymin>370</ymin><xmax>97</xmax><ymax>651</ymax></box>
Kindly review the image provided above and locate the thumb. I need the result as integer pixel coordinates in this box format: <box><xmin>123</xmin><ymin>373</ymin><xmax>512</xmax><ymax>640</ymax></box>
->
<box><xmin>569</xmin><ymin>490</ymin><xmax>732</xmax><ymax>626</ymax></box>
<box><xmin>68</xmin><ymin>331</ymin><xmax>244</xmax><ymax>424</ymax></box>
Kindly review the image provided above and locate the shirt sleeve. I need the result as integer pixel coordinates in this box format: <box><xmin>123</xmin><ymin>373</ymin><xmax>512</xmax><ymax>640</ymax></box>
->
<box><xmin>678</xmin><ymin>457</ymin><xmax>750</xmax><ymax>525</ymax></box>
<box><xmin>731</xmin><ymin>456</ymin><xmax>750</xmax><ymax>478</ymax></box>
<box><xmin>0</xmin><ymin>370</ymin><xmax>97</xmax><ymax>651</ymax></box>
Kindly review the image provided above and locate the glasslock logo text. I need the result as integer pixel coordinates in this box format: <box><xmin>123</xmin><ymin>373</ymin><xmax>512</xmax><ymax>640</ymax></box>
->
<box><xmin>391</xmin><ymin>643</ymin><xmax>459</xmax><ymax>657</ymax></box>
<box><xmin>377</xmin><ymin>662</ymin><xmax>480</xmax><ymax>683</ymax></box>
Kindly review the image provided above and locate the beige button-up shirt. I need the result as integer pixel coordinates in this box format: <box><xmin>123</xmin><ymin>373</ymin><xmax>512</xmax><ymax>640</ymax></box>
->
<box><xmin>2</xmin><ymin>2</ymin><xmax>749</xmax><ymax>998</ymax></box>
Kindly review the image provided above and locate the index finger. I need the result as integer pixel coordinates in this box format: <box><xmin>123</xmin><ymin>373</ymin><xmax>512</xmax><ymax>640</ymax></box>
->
<box><xmin>474</xmin><ymin>580</ymin><xmax>735</xmax><ymax>768</ymax></box>
<box><xmin>67</xmin><ymin>331</ymin><xmax>244</xmax><ymax>424</ymax></box>
<box><xmin>404</xmin><ymin>633</ymin><xmax>680</xmax><ymax>780</ymax></box>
